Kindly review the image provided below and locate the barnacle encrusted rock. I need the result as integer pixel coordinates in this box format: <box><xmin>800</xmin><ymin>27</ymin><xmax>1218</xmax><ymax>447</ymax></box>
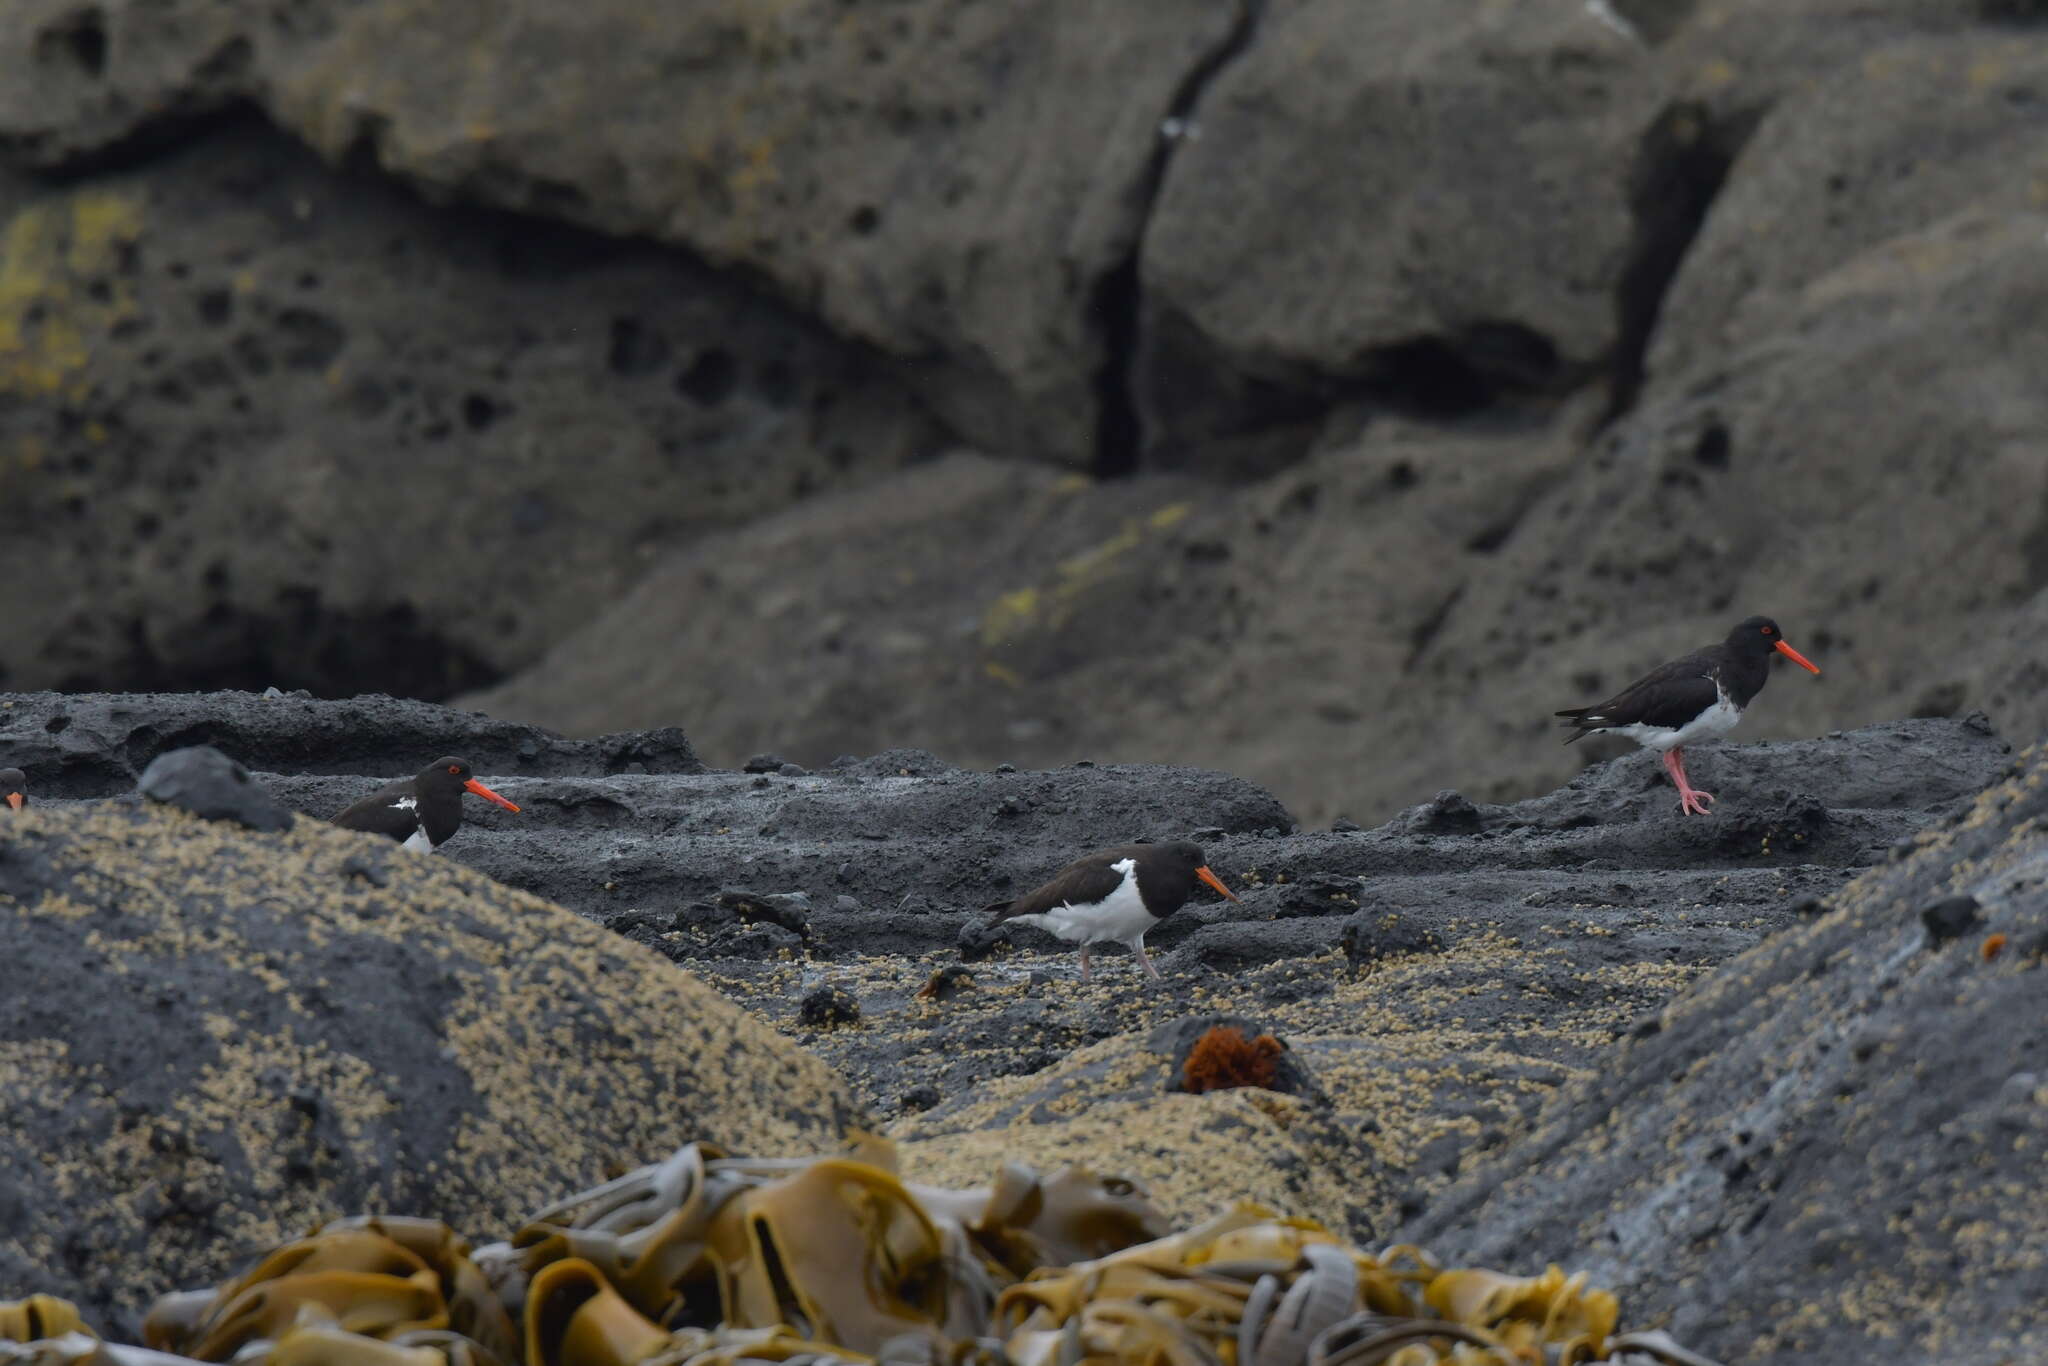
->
<box><xmin>1405</xmin><ymin>741</ymin><xmax>2048</xmax><ymax>1364</ymax></box>
<box><xmin>0</xmin><ymin>803</ymin><xmax>863</xmax><ymax>1332</ymax></box>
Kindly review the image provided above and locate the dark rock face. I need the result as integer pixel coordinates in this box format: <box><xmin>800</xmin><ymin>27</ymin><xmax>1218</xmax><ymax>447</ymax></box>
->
<box><xmin>1402</xmin><ymin>740</ymin><xmax>2048</xmax><ymax>1365</ymax></box>
<box><xmin>0</xmin><ymin>0</ymin><xmax>1245</xmax><ymax>469</ymax></box>
<box><xmin>0</xmin><ymin>118</ymin><xmax>944</xmax><ymax>698</ymax></box>
<box><xmin>0</xmin><ymin>799</ymin><xmax>862</xmax><ymax>1337</ymax></box>
<box><xmin>2</xmin><ymin>0</ymin><xmax>2044</xmax><ymax>838</ymax></box>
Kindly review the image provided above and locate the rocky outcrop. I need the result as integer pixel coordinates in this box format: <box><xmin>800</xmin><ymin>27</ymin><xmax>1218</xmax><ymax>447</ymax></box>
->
<box><xmin>0</xmin><ymin>796</ymin><xmax>862</xmax><ymax>1336</ymax></box>
<box><xmin>4</xmin><ymin>692</ymin><xmax>2017</xmax><ymax>1231</ymax></box>
<box><xmin>0</xmin><ymin>117</ymin><xmax>943</xmax><ymax>697</ymax></box>
<box><xmin>1</xmin><ymin>690</ymin><xmax>2036</xmax><ymax>1360</ymax></box>
<box><xmin>3</xmin><ymin>0</ymin><xmax>2044</xmax><ymax>821</ymax></box>
<box><xmin>1399</xmin><ymin>740</ymin><xmax>2048</xmax><ymax>1366</ymax></box>
<box><xmin>0</xmin><ymin>0</ymin><xmax>1248</xmax><ymax>469</ymax></box>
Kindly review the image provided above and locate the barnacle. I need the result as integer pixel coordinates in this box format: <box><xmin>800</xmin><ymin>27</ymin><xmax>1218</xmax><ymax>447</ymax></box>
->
<box><xmin>1180</xmin><ymin>1026</ymin><xmax>1284</xmax><ymax>1094</ymax></box>
<box><xmin>3</xmin><ymin>1143</ymin><xmax>1722</xmax><ymax>1366</ymax></box>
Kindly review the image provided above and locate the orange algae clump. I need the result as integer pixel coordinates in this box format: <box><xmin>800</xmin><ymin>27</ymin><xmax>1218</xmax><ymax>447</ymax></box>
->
<box><xmin>1982</xmin><ymin>933</ymin><xmax>2007</xmax><ymax>962</ymax></box>
<box><xmin>1182</xmin><ymin>1026</ymin><xmax>1284</xmax><ymax>1093</ymax></box>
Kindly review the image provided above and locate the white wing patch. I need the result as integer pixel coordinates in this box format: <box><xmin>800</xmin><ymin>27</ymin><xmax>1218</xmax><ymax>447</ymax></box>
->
<box><xmin>393</xmin><ymin>796</ymin><xmax>418</xmax><ymax>811</ymax></box>
<box><xmin>1008</xmin><ymin>857</ymin><xmax>1154</xmax><ymax>947</ymax></box>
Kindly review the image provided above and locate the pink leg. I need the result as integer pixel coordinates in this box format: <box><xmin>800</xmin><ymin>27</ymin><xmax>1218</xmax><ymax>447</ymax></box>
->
<box><xmin>1078</xmin><ymin>945</ymin><xmax>1091</xmax><ymax>983</ymax></box>
<box><xmin>1132</xmin><ymin>938</ymin><xmax>1162</xmax><ymax>982</ymax></box>
<box><xmin>1661</xmin><ymin>746</ymin><xmax>1715</xmax><ymax>816</ymax></box>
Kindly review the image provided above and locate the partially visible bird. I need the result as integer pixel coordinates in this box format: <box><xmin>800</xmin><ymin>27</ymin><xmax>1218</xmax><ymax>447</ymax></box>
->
<box><xmin>330</xmin><ymin>756</ymin><xmax>520</xmax><ymax>852</ymax></box>
<box><xmin>980</xmin><ymin>841</ymin><xmax>1239</xmax><ymax>982</ymax></box>
<box><xmin>1555</xmin><ymin>615</ymin><xmax>1822</xmax><ymax>815</ymax></box>
<box><xmin>0</xmin><ymin>769</ymin><xmax>25</xmax><ymax>812</ymax></box>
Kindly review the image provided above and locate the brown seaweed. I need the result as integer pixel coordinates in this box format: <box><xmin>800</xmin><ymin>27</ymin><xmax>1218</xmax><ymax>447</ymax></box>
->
<box><xmin>3</xmin><ymin>1144</ymin><xmax>1721</xmax><ymax>1366</ymax></box>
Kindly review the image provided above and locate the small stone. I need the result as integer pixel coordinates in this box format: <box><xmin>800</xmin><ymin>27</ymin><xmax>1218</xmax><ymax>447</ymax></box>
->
<box><xmin>714</xmin><ymin>889</ymin><xmax>812</xmax><ymax>937</ymax></box>
<box><xmin>832</xmin><ymin>895</ymin><xmax>861</xmax><ymax>914</ymax></box>
<box><xmin>1331</xmin><ymin>817</ymin><xmax>1362</xmax><ymax>833</ymax></box>
<box><xmin>742</xmin><ymin>753</ymin><xmax>790</xmax><ymax>774</ymax></box>
<box><xmin>138</xmin><ymin>746</ymin><xmax>293</xmax><ymax>833</ymax></box>
<box><xmin>260</xmin><ymin>686</ymin><xmax>285</xmax><ymax>699</ymax></box>
<box><xmin>777</xmin><ymin>762</ymin><xmax>808</xmax><ymax>777</ymax></box>
<box><xmin>675</xmin><ymin>901</ymin><xmax>739</xmax><ymax>931</ymax></box>
<box><xmin>995</xmin><ymin>763</ymin><xmax>1016</xmax><ymax>774</ymax></box>
<box><xmin>517</xmin><ymin>738</ymin><xmax>543</xmax><ymax>760</ymax></box>
<box><xmin>1920</xmin><ymin>895</ymin><xmax>1981</xmax><ymax>944</ymax></box>
<box><xmin>1071</xmin><ymin>759</ymin><xmax>1096</xmax><ymax>768</ymax></box>
<box><xmin>900</xmin><ymin>1084</ymin><xmax>941</xmax><ymax>1112</ymax></box>
<box><xmin>798</xmin><ymin>986</ymin><xmax>861</xmax><ymax>1028</ymax></box>
<box><xmin>915</xmin><ymin>965</ymin><xmax>976</xmax><ymax>1002</ymax></box>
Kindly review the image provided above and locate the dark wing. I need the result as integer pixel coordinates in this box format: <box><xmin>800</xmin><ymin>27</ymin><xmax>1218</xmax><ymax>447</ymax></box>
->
<box><xmin>330</xmin><ymin>778</ymin><xmax>421</xmax><ymax>841</ymax></box>
<box><xmin>1556</xmin><ymin>648</ymin><xmax>1721</xmax><ymax>740</ymax></box>
<box><xmin>986</xmin><ymin>847</ymin><xmax>1136</xmax><ymax>923</ymax></box>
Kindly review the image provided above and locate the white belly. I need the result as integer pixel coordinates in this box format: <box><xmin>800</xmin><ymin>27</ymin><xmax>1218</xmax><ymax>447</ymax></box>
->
<box><xmin>1008</xmin><ymin>859</ymin><xmax>1155</xmax><ymax>946</ymax></box>
<box><xmin>1615</xmin><ymin>684</ymin><xmax>1743</xmax><ymax>752</ymax></box>
<box><xmin>401</xmin><ymin>825</ymin><xmax>438</xmax><ymax>854</ymax></box>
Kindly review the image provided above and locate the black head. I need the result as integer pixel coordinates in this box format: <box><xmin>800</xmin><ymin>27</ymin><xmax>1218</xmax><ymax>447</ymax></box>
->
<box><xmin>1151</xmin><ymin>840</ymin><xmax>1239</xmax><ymax>903</ymax></box>
<box><xmin>1725</xmin><ymin>616</ymin><xmax>1822</xmax><ymax>674</ymax></box>
<box><xmin>418</xmin><ymin>756</ymin><xmax>474</xmax><ymax>787</ymax></box>
<box><xmin>417</xmin><ymin>756</ymin><xmax>522</xmax><ymax>813</ymax></box>
<box><xmin>0</xmin><ymin>768</ymin><xmax>24</xmax><ymax>812</ymax></box>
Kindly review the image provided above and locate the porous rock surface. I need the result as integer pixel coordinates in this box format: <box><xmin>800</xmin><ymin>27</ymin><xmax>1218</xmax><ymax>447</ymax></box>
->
<box><xmin>3</xmin><ymin>1</ymin><xmax>2045</xmax><ymax>843</ymax></box>
<box><xmin>0</xmin><ymin>795</ymin><xmax>862</xmax><ymax>1335</ymax></box>
<box><xmin>0</xmin><ymin>118</ymin><xmax>944</xmax><ymax>698</ymax></box>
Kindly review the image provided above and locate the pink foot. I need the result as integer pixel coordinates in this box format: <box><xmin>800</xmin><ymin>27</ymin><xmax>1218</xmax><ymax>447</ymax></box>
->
<box><xmin>1662</xmin><ymin>748</ymin><xmax>1716</xmax><ymax>817</ymax></box>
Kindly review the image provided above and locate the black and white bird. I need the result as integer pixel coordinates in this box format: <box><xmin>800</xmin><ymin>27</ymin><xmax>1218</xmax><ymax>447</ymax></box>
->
<box><xmin>1555</xmin><ymin>615</ymin><xmax>1822</xmax><ymax>815</ymax></box>
<box><xmin>980</xmin><ymin>841</ymin><xmax>1239</xmax><ymax>982</ymax></box>
<box><xmin>0</xmin><ymin>769</ymin><xmax>25</xmax><ymax>812</ymax></box>
<box><xmin>330</xmin><ymin>756</ymin><xmax>520</xmax><ymax>852</ymax></box>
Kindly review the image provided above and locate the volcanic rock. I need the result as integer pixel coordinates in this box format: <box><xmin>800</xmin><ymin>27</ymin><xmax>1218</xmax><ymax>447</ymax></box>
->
<box><xmin>1401</xmin><ymin>738</ymin><xmax>2048</xmax><ymax>1365</ymax></box>
<box><xmin>0</xmin><ymin>799</ymin><xmax>861</xmax><ymax>1333</ymax></box>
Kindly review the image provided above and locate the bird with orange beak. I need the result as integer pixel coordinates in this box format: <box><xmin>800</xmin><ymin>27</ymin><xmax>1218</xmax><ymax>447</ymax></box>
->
<box><xmin>0</xmin><ymin>769</ymin><xmax>24</xmax><ymax>812</ymax></box>
<box><xmin>330</xmin><ymin>756</ymin><xmax>520</xmax><ymax>853</ymax></box>
<box><xmin>1556</xmin><ymin>615</ymin><xmax>1822</xmax><ymax>815</ymax></box>
<box><xmin>980</xmin><ymin>840</ymin><xmax>1239</xmax><ymax>982</ymax></box>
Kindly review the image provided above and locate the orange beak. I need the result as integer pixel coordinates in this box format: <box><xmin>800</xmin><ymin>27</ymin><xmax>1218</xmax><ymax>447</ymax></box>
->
<box><xmin>1775</xmin><ymin>639</ymin><xmax>1822</xmax><ymax>675</ymax></box>
<box><xmin>464</xmin><ymin>777</ymin><xmax>521</xmax><ymax>813</ymax></box>
<box><xmin>4</xmin><ymin>792</ymin><xmax>21</xmax><ymax>812</ymax></box>
<box><xmin>1196</xmin><ymin>865</ymin><xmax>1239</xmax><ymax>902</ymax></box>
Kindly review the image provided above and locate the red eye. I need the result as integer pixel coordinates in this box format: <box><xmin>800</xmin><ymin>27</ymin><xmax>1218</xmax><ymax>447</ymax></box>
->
<box><xmin>1762</xmin><ymin>626</ymin><xmax>1773</xmax><ymax>635</ymax></box>
<box><xmin>447</xmin><ymin>765</ymin><xmax>461</xmax><ymax>775</ymax></box>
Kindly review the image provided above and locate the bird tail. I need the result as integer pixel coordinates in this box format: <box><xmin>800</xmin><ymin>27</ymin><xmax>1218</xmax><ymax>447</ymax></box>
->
<box><xmin>1553</xmin><ymin>707</ymin><xmax>1605</xmax><ymax>745</ymax></box>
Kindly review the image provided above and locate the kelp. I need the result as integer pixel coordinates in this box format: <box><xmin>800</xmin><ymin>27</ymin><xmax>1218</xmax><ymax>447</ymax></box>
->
<box><xmin>1</xmin><ymin>1138</ymin><xmax>1721</xmax><ymax>1366</ymax></box>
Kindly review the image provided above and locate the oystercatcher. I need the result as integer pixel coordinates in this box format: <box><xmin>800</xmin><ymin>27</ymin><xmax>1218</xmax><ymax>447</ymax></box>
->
<box><xmin>330</xmin><ymin>756</ymin><xmax>520</xmax><ymax>852</ymax></box>
<box><xmin>981</xmin><ymin>841</ymin><xmax>1239</xmax><ymax>982</ymax></box>
<box><xmin>0</xmin><ymin>769</ymin><xmax>24</xmax><ymax>812</ymax></box>
<box><xmin>1555</xmin><ymin>615</ymin><xmax>1822</xmax><ymax>815</ymax></box>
